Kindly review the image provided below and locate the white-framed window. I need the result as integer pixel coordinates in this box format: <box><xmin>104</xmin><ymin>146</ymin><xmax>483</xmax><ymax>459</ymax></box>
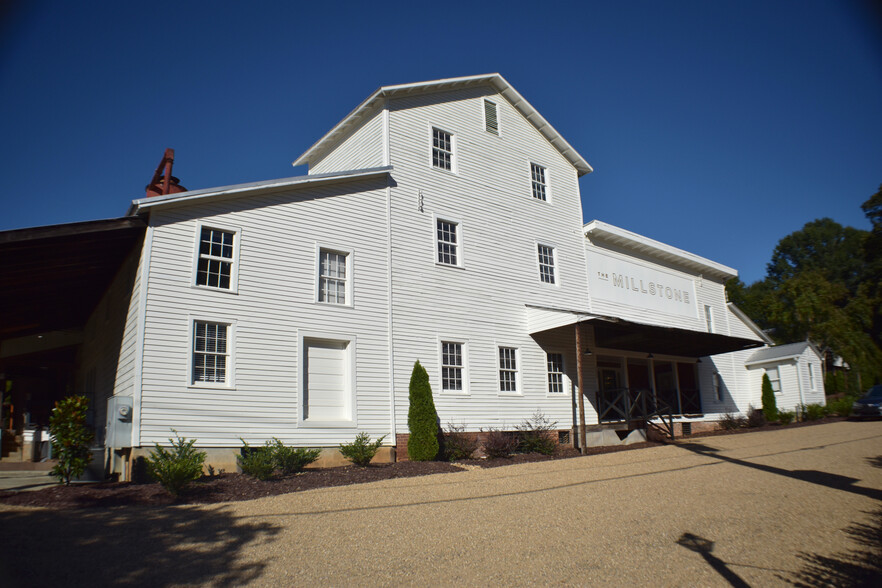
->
<box><xmin>808</xmin><ymin>363</ymin><xmax>816</xmax><ymax>390</ymax></box>
<box><xmin>440</xmin><ymin>341</ymin><xmax>466</xmax><ymax>393</ymax></box>
<box><xmin>498</xmin><ymin>346</ymin><xmax>519</xmax><ymax>394</ymax></box>
<box><xmin>299</xmin><ymin>333</ymin><xmax>356</xmax><ymax>426</ymax></box>
<box><xmin>432</xmin><ymin>127</ymin><xmax>454</xmax><ymax>171</ymax></box>
<box><xmin>704</xmin><ymin>305</ymin><xmax>714</xmax><ymax>333</ymax></box>
<box><xmin>191</xmin><ymin>320</ymin><xmax>233</xmax><ymax>387</ymax></box>
<box><xmin>194</xmin><ymin>224</ymin><xmax>240</xmax><ymax>291</ymax></box>
<box><xmin>713</xmin><ymin>372</ymin><xmax>722</xmax><ymax>401</ymax></box>
<box><xmin>317</xmin><ymin>247</ymin><xmax>350</xmax><ymax>305</ymax></box>
<box><xmin>531</xmin><ymin>163</ymin><xmax>548</xmax><ymax>201</ymax></box>
<box><xmin>547</xmin><ymin>352</ymin><xmax>565</xmax><ymax>394</ymax></box>
<box><xmin>436</xmin><ymin>218</ymin><xmax>461</xmax><ymax>266</ymax></box>
<box><xmin>766</xmin><ymin>366</ymin><xmax>781</xmax><ymax>394</ymax></box>
<box><xmin>538</xmin><ymin>244</ymin><xmax>556</xmax><ymax>284</ymax></box>
<box><xmin>483</xmin><ymin>99</ymin><xmax>499</xmax><ymax>135</ymax></box>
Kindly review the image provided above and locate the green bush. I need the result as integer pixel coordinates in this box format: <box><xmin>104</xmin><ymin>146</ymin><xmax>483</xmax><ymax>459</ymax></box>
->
<box><xmin>270</xmin><ymin>438</ymin><xmax>322</xmax><ymax>474</ymax></box>
<box><xmin>761</xmin><ymin>373</ymin><xmax>778</xmax><ymax>422</ymax></box>
<box><xmin>777</xmin><ymin>410</ymin><xmax>795</xmax><ymax>425</ymax></box>
<box><xmin>407</xmin><ymin>361</ymin><xmax>439</xmax><ymax>461</ymax></box>
<box><xmin>49</xmin><ymin>395</ymin><xmax>94</xmax><ymax>485</ymax></box>
<box><xmin>238</xmin><ymin>439</ymin><xmax>276</xmax><ymax>480</ymax></box>
<box><xmin>482</xmin><ymin>428</ymin><xmax>518</xmax><ymax>458</ymax></box>
<box><xmin>746</xmin><ymin>406</ymin><xmax>766</xmax><ymax>428</ymax></box>
<box><xmin>719</xmin><ymin>412</ymin><xmax>746</xmax><ymax>430</ymax></box>
<box><xmin>442</xmin><ymin>422</ymin><xmax>479</xmax><ymax>461</ymax></box>
<box><xmin>515</xmin><ymin>410</ymin><xmax>558</xmax><ymax>455</ymax></box>
<box><xmin>802</xmin><ymin>403</ymin><xmax>828</xmax><ymax>421</ymax></box>
<box><xmin>339</xmin><ymin>432</ymin><xmax>386</xmax><ymax>467</ymax></box>
<box><xmin>146</xmin><ymin>431</ymin><xmax>207</xmax><ymax>496</ymax></box>
<box><xmin>825</xmin><ymin>396</ymin><xmax>855</xmax><ymax>417</ymax></box>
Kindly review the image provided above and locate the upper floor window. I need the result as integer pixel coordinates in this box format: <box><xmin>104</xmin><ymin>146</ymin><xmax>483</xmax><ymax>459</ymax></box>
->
<box><xmin>437</xmin><ymin>218</ymin><xmax>460</xmax><ymax>266</ymax></box>
<box><xmin>766</xmin><ymin>366</ymin><xmax>781</xmax><ymax>394</ymax></box>
<box><xmin>547</xmin><ymin>352</ymin><xmax>565</xmax><ymax>394</ymax></box>
<box><xmin>704</xmin><ymin>305</ymin><xmax>714</xmax><ymax>333</ymax></box>
<box><xmin>192</xmin><ymin>320</ymin><xmax>230</xmax><ymax>385</ymax></box>
<box><xmin>441</xmin><ymin>341</ymin><xmax>465</xmax><ymax>392</ymax></box>
<box><xmin>432</xmin><ymin>128</ymin><xmax>453</xmax><ymax>171</ymax></box>
<box><xmin>319</xmin><ymin>249</ymin><xmax>348</xmax><ymax>305</ymax></box>
<box><xmin>499</xmin><ymin>347</ymin><xmax>519</xmax><ymax>393</ymax></box>
<box><xmin>196</xmin><ymin>226</ymin><xmax>236</xmax><ymax>289</ymax></box>
<box><xmin>538</xmin><ymin>244</ymin><xmax>556</xmax><ymax>284</ymax></box>
<box><xmin>808</xmin><ymin>363</ymin><xmax>816</xmax><ymax>390</ymax></box>
<box><xmin>484</xmin><ymin>99</ymin><xmax>499</xmax><ymax>135</ymax></box>
<box><xmin>531</xmin><ymin>163</ymin><xmax>547</xmax><ymax>201</ymax></box>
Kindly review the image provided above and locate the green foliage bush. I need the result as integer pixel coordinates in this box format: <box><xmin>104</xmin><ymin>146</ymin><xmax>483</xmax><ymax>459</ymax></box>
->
<box><xmin>825</xmin><ymin>396</ymin><xmax>855</xmax><ymax>417</ymax></box>
<box><xmin>49</xmin><ymin>395</ymin><xmax>94</xmax><ymax>485</ymax></box>
<box><xmin>146</xmin><ymin>431</ymin><xmax>207</xmax><ymax>496</ymax></box>
<box><xmin>238</xmin><ymin>439</ymin><xmax>275</xmax><ymax>480</ymax></box>
<box><xmin>270</xmin><ymin>438</ymin><xmax>322</xmax><ymax>474</ymax></box>
<box><xmin>719</xmin><ymin>412</ymin><xmax>746</xmax><ymax>430</ymax></box>
<box><xmin>747</xmin><ymin>406</ymin><xmax>766</xmax><ymax>428</ymax></box>
<box><xmin>777</xmin><ymin>410</ymin><xmax>795</xmax><ymax>425</ymax></box>
<box><xmin>339</xmin><ymin>432</ymin><xmax>386</xmax><ymax>467</ymax></box>
<box><xmin>515</xmin><ymin>410</ymin><xmax>558</xmax><ymax>455</ymax></box>
<box><xmin>482</xmin><ymin>428</ymin><xmax>518</xmax><ymax>458</ymax></box>
<box><xmin>761</xmin><ymin>373</ymin><xmax>778</xmax><ymax>422</ymax></box>
<box><xmin>802</xmin><ymin>403</ymin><xmax>828</xmax><ymax>421</ymax></box>
<box><xmin>407</xmin><ymin>361</ymin><xmax>439</xmax><ymax>461</ymax></box>
<box><xmin>442</xmin><ymin>422</ymin><xmax>479</xmax><ymax>461</ymax></box>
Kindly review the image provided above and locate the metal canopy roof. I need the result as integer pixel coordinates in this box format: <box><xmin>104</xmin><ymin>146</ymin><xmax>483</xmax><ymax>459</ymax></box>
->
<box><xmin>0</xmin><ymin>217</ymin><xmax>146</xmax><ymax>339</ymax></box>
<box><xmin>588</xmin><ymin>317</ymin><xmax>764</xmax><ymax>358</ymax></box>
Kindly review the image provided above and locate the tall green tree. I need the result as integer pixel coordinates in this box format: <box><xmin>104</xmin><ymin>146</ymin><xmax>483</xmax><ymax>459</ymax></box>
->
<box><xmin>407</xmin><ymin>361</ymin><xmax>439</xmax><ymax>461</ymax></box>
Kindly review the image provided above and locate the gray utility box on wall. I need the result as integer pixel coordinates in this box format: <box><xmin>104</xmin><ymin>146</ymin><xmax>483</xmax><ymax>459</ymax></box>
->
<box><xmin>105</xmin><ymin>396</ymin><xmax>133</xmax><ymax>448</ymax></box>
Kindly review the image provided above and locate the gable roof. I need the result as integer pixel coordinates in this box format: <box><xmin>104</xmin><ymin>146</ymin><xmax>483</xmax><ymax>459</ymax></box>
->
<box><xmin>728</xmin><ymin>303</ymin><xmax>775</xmax><ymax>345</ymax></box>
<box><xmin>292</xmin><ymin>74</ymin><xmax>593</xmax><ymax>176</ymax></box>
<box><xmin>745</xmin><ymin>341</ymin><xmax>820</xmax><ymax>366</ymax></box>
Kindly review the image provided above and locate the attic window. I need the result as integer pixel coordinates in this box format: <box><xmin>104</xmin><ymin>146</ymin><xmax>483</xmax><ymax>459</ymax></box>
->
<box><xmin>484</xmin><ymin>99</ymin><xmax>498</xmax><ymax>135</ymax></box>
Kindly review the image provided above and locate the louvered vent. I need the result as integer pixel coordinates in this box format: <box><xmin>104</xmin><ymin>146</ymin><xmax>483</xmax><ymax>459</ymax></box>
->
<box><xmin>484</xmin><ymin>99</ymin><xmax>498</xmax><ymax>135</ymax></box>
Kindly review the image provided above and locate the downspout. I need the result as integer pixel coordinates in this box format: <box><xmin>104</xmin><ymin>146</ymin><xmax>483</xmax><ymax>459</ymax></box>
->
<box><xmin>795</xmin><ymin>358</ymin><xmax>806</xmax><ymax>409</ymax></box>
<box><xmin>383</xmin><ymin>101</ymin><xmax>397</xmax><ymax>457</ymax></box>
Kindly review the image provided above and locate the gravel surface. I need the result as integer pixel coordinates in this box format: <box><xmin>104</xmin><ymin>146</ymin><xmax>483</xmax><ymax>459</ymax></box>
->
<box><xmin>1</xmin><ymin>421</ymin><xmax>880</xmax><ymax>586</ymax></box>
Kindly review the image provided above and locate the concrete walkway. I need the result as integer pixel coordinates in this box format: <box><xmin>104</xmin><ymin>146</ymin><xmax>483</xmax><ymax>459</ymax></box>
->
<box><xmin>1</xmin><ymin>421</ymin><xmax>881</xmax><ymax>586</ymax></box>
<box><xmin>0</xmin><ymin>470</ymin><xmax>56</xmax><ymax>492</ymax></box>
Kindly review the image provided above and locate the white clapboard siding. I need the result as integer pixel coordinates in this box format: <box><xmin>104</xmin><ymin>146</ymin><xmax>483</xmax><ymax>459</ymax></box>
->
<box><xmin>310</xmin><ymin>108</ymin><xmax>385</xmax><ymax>175</ymax></box>
<box><xmin>138</xmin><ymin>178</ymin><xmax>392</xmax><ymax>447</ymax></box>
<box><xmin>383</xmin><ymin>85</ymin><xmax>590</xmax><ymax>433</ymax></box>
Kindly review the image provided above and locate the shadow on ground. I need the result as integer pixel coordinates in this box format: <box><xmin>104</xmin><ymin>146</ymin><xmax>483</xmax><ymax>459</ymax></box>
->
<box><xmin>0</xmin><ymin>505</ymin><xmax>281</xmax><ymax>587</ymax></box>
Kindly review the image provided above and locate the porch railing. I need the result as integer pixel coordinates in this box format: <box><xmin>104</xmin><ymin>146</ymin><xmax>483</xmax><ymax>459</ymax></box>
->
<box><xmin>596</xmin><ymin>386</ymin><xmax>676</xmax><ymax>440</ymax></box>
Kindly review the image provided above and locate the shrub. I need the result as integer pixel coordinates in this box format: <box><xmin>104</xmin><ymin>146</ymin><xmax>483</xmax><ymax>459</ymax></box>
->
<box><xmin>339</xmin><ymin>432</ymin><xmax>386</xmax><ymax>467</ymax></box>
<box><xmin>719</xmin><ymin>412</ymin><xmax>746</xmax><ymax>430</ymax></box>
<box><xmin>761</xmin><ymin>373</ymin><xmax>777</xmax><ymax>422</ymax></box>
<box><xmin>407</xmin><ymin>361</ymin><xmax>439</xmax><ymax>461</ymax></box>
<box><xmin>270</xmin><ymin>438</ymin><xmax>322</xmax><ymax>474</ymax></box>
<box><xmin>49</xmin><ymin>395</ymin><xmax>94</xmax><ymax>485</ymax></box>
<box><xmin>777</xmin><ymin>410</ymin><xmax>795</xmax><ymax>425</ymax></box>
<box><xmin>238</xmin><ymin>439</ymin><xmax>276</xmax><ymax>480</ymax></box>
<box><xmin>825</xmin><ymin>396</ymin><xmax>854</xmax><ymax>417</ymax></box>
<box><xmin>442</xmin><ymin>422</ymin><xmax>479</xmax><ymax>461</ymax></box>
<box><xmin>146</xmin><ymin>431</ymin><xmax>207</xmax><ymax>496</ymax></box>
<box><xmin>746</xmin><ymin>406</ymin><xmax>766</xmax><ymax>428</ymax></box>
<box><xmin>802</xmin><ymin>403</ymin><xmax>828</xmax><ymax>421</ymax></box>
<box><xmin>482</xmin><ymin>428</ymin><xmax>518</xmax><ymax>458</ymax></box>
<box><xmin>515</xmin><ymin>410</ymin><xmax>558</xmax><ymax>455</ymax></box>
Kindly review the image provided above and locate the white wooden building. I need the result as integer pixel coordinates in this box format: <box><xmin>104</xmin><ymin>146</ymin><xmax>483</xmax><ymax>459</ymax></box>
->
<box><xmin>0</xmin><ymin>74</ymin><xmax>822</xmax><ymax>473</ymax></box>
<box><xmin>744</xmin><ymin>342</ymin><xmax>826</xmax><ymax>412</ymax></box>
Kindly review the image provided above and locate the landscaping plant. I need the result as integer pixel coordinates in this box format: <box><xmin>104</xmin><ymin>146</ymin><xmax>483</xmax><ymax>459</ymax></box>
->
<box><xmin>761</xmin><ymin>373</ymin><xmax>777</xmax><ymax>422</ymax></box>
<box><xmin>719</xmin><ymin>412</ymin><xmax>746</xmax><ymax>430</ymax></box>
<box><xmin>802</xmin><ymin>403</ymin><xmax>828</xmax><ymax>421</ymax></box>
<box><xmin>825</xmin><ymin>396</ymin><xmax>854</xmax><ymax>417</ymax></box>
<box><xmin>407</xmin><ymin>360</ymin><xmax>439</xmax><ymax>461</ymax></box>
<box><xmin>146</xmin><ymin>431</ymin><xmax>207</xmax><ymax>496</ymax></box>
<box><xmin>339</xmin><ymin>432</ymin><xmax>386</xmax><ymax>467</ymax></box>
<box><xmin>49</xmin><ymin>395</ymin><xmax>94</xmax><ymax>485</ymax></box>
<box><xmin>747</xmin><ymin>406</ymin><xmax>766</xmax><ymax>428</ymax></box>
<box><xmin>270</xmin><ymin>438</ymin><xmax>322</xmax><ymax>474</ymax></box>
<box><xmin>777</xmin><ymin>410</ymin><xmax>795</xmax><ymax>425</ymax></box>
<box><xmin>481</xmin><ymin>428</ymin><xmax>518</xmax><ymax>458</ymax></box>
<box><xmin>515</xmin><ymin>410</ymin><xmax>558</xmax><ymax>455</ymax></box>
<box><xmin>238</xmin><ymin>439</ymin><xmax>276</xmax><ymax>480</ymax></box>
<box><xmin>442</xmin><ymin>422</ymin><xmax>479</xmax><ymax>461</ymax></box>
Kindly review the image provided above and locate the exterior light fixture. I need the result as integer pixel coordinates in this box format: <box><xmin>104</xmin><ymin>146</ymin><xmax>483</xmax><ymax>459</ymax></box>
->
<box><xmin>583</xmin><ymin>348</ymin><xmax>593</xmax><ymax>356</ymax></box>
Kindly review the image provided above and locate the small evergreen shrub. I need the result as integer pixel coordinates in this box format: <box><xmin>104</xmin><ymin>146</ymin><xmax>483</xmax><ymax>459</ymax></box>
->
<box><xmin>719</xmin><ymin>412</ymin><xmax>746</xmax><ymax>430</ymax></box>
<box><xmin>339</xmin><ymin>432</ymin><xmax>386</xmax><ymax>467</ymax></box>
<box><xmin>761</xmin><ymin>373</ymin><xmax>778</xmax><ymax>422</ymax></box>
<box><xmin>238</xmin><ymin>439</ymin><xmax>276</xmax><ymax>480</ymax></box>
<box><xmin>482</xmin><ymin>428</ymin><xmax>518</xmax><ymax>458</ymax></box>
<box><xmin>146</xmin><ymin>431</ymin><xmax>207</xmax><ymax>496</ymax></box>
<box><xmin>802</xmin><ymin>403</ymin><xmax>828</xmax><ymax>421</ymax></box>
<box><xmin>270</xmin><ymin>438</ymin><xmax>322</xmax><ymax>474</ymax></box>
<box><xmin>777</xmin><ymin>410</ymin><xmax>795</xmax><ymax>425</ymax></box>
<box><xmin>49</xmin><ymin>395</ymin><xmax>94</xmax><ymax>485</ymax></box>
<box><xmin>407</xmin><ymin>361</ymin><xmax>440</xmax><ymax>461</ymax></box>
<box><xmin>825</xmin><ymin>397</ymin><xmax>854</xmax><ymax>417</ymax></box>
<box><xmin>442</xmin><ymin>422</ymin><xmax>479</xmax><ymax>461</ymax></box>
<box><xmin>515</xmin><ymin>410</ymin><xmax>558</xmax><ymax>455</ymax></box>
<box><xmin>746</xmin><ymin>406</ymin><xmax>766</xmax><ymax>428</ymax></box>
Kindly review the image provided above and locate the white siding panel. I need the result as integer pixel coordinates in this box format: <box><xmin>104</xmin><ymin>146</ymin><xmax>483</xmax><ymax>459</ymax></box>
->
<box><xmin>310</xmin><ymin>109</ymin><xmax>385</xmax><ymax>174</ymax></box>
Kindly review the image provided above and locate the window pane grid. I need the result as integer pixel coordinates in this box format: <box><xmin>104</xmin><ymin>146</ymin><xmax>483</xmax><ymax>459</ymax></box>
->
<box><xmin>432</xmin><ymin>128</ymin><xmax>453</xmax><ymax>170</ymax></box>
<box><xmin>441</xmin><ymin>342</ymin><xmax>463</xmax><ymax>391</ymax></box>
<box><xmin>547</xmin><ymin>353</ymin><xmax>564</xmax><ymax>394</ymax></box>
<box><xmin>538</xmin><ymin>244</ymin><xmax>555</xmax><ymax>284</ymax></box>
<box><xmin>499</xmin><ymin>347</ymin><xmax>518</xmax><ymax>393</ymax></box>
<box><xmin>193</xmin><ymin>321</ymin><xmax>228</xmax><ymax>383</ymax></box>
<box><xmin>319</xmin><ymin>250</ymin><xmax>347</xmax><ymax>304</ymax></box>
<box><xmin>437</xmin><ymin>220</ymin><xmax>458</xmax><ymax>265</ymax></box>
<box><xmin>196</xmin><ymin>227</ymin><xmax>234</xmax><ymax>288</ymax></box>
<box><xmin>531</xmin><ymin>163</ymin><xmax>547</xmax><ymax>201</ymax></box>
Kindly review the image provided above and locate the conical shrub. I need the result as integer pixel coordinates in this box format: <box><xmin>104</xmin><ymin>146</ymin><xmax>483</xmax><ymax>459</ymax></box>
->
<box><xmin>407</xmin><ymin>360</ymin><xmax>439</xmax><ymax>461</ymax></box>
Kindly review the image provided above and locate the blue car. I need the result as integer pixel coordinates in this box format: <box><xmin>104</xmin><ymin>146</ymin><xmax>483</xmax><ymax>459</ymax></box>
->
<box><xmin>852</xmin><ymin>385</ymin><xmax>882</xmax><ymax>418</ymax></box>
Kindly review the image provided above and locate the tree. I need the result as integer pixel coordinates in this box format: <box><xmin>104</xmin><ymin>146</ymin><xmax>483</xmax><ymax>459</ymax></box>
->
<box><xmin>761</xmin><ymin>373</ymin><xmax>777</xmax><ymax>422</ymax></box>
<box><xmin>49</xmin><ymin>396</ymin><xmax>93</xmax><ymax>485</ymax></box>
<box><xmin>407</xmin><ymin>361</ymin><xmax>439</xmax><ymax>461</ymax></box>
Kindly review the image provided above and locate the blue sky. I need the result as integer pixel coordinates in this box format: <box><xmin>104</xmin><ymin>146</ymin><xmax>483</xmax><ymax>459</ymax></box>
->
<box><xmin>1</xmin><ymin>0</ymin><xmax>880</xmax><ymax>284</ymax></box>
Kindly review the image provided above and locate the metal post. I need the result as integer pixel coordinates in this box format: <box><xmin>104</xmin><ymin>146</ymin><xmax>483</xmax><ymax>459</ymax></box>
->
<box><xmin>575</xmin><ymin>323</ymin><xmax>588</xmax><ymax>454</ymax></box>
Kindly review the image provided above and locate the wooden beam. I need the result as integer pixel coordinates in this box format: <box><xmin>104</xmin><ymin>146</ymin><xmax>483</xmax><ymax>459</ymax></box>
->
<box><xmin>575</xmin><ymin>323</ymin><xmax>587</xmax><ymax>454</ymax></box>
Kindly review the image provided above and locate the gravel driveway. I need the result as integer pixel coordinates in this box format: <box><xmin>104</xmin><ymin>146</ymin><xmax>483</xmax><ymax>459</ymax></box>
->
<box><xmin>2</xmin><ymin>420</ymin><xmax>880</xmax><ymax>586</ymax></box>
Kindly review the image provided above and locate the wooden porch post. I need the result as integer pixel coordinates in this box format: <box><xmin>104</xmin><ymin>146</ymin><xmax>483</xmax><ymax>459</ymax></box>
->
<box><xmin>575</xmin><ymin>322</ymin><xmax>587</xmax><ymax>454</ymax></box>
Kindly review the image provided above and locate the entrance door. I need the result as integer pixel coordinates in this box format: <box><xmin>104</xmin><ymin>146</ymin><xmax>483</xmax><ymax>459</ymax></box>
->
<box><xmin>598</xmin><ymin>366</ymin><xmax>626</xmax><ymax>421</ymax></box>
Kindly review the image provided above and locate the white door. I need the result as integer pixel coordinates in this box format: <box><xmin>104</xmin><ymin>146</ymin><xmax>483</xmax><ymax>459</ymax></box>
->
<box><xmin>304</xmin><ymin>339</ymin><xmax>350</xmax><ymax>421</ymax></box>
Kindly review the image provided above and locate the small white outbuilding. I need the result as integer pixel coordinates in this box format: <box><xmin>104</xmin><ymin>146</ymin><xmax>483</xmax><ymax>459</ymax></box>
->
<box><xmin>744</xmin><ymin>342</ymin><xmax>826</xmax><ymax>412</ymax></box>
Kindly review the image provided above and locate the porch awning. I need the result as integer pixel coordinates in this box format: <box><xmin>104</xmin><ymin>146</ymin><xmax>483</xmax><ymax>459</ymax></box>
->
<box><xmin>586</xmin><ymin>317</ymin><xmax>764</xmax><ymax>358</ymax></box>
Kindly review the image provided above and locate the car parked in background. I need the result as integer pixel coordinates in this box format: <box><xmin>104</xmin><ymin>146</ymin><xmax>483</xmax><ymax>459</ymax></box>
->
<box><xmin>852</xmin><ymin>385</ymin><xmax>882</xmax><ymax>418</ymax></box>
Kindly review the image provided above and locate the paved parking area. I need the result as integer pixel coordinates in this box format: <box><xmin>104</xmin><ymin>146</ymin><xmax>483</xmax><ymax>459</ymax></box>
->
<box><xmin>1</xmin><ymin>420</ymin><xmax>881</xmax><ymax>586</ymax></box>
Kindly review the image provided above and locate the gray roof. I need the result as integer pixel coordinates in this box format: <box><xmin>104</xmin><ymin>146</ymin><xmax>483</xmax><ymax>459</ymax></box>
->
<box><xmin>746</xmin><ymin>342</ymin><xmax>815</xmax><ymax>365</ymax></box>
